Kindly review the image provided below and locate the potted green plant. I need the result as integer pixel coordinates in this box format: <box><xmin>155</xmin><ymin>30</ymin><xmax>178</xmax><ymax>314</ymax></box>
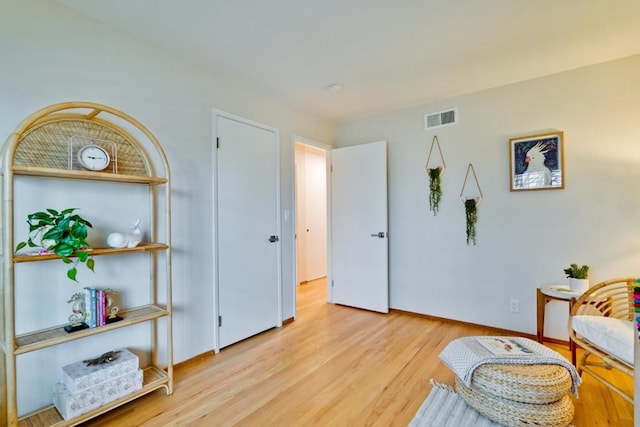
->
<box><xmin>15</xmin><ymin>208</ymin><xmax>95</xmax><ymax>281</ymax></box>
<box><xmin>464</xmin><ymin>198</ymin><xmax>478</xmax><ymax>245</ymax></box>
<box><xmin>563</xmin><ymin>263</ymin><xmax>589</xmax><ymax>293</ymax></box>
<box><xmin>428</xmin><ymin>166</ymin><xmax>443</xmax><ymax>215</ymax></box>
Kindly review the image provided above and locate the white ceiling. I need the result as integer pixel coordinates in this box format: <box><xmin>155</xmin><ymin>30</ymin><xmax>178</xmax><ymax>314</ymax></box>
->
<box><xmin>57</xmin><ymin>0</ymin><xmax>640</xmax><ymax>121</ymax></box>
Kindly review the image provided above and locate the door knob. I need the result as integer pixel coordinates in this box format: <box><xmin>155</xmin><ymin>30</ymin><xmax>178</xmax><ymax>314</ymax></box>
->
<box><xmin>370</xmin><ymin>232</ymin><xmax>386</xmax><ymax>238</ymax></box>
<box><xmin>269</xmin><ymin>235</ymin><xmax>279</xmax><ymax>243</ymax></box>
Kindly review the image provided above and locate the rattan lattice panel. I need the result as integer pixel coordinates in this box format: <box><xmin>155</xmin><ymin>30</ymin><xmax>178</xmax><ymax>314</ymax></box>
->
<box><xmin>15</xmin><ymin>118</ymin><xmax>149</xmax><ymax>176</ymax></box>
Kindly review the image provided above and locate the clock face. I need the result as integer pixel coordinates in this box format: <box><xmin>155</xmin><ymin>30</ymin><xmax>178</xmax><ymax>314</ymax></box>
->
<box><xmin>77</xmin><ymin>145</ymin><xmax>110</xmax><ymax>171</ymax></box>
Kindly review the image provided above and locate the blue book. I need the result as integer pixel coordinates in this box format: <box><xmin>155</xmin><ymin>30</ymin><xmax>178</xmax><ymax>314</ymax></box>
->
<box><xmin>83</xmin><ymin>288</ymin><xmax>91</xmax><ymax>327</ymax></box>
<box><xmin>83</xmin><ymin>287</ymin><xmax>97</xmax><ymax>328</ymax></box>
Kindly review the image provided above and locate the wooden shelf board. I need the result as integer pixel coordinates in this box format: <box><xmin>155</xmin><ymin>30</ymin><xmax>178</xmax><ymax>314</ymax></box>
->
<box><xmin>14</xmin><ymin>243</ymin><xmax>169</xmax><ymax>263</ymax></box>
<box><xmin>12</xmin><ymin>165</ymin><xmax>167</xmax><ymax>185</ymax></box>
<box><xmin>18</xmin><ymin>366</ymin><xmax>170</xmax><ymax>427</ymax></box>
<box><xmin>15</xmin><ymin>305</ymin><xmax>169</xmax><ymax>355</ymax></box>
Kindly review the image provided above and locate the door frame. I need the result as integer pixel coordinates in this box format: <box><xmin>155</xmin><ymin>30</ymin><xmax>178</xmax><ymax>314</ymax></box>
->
<box><xmin>291</xmin><ymin>135</ymin><xmax>333</xmax><ymax>320</ymax></box>
<box><xmin>213</xmin><ymin>109</ymin><xmax>282</xmax><ymax>353</ymax></box>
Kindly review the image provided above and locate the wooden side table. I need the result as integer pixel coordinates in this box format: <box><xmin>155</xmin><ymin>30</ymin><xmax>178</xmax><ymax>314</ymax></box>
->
<box><xmin>536</xmin><ymin>285</ymin><xmax>582</xmax><ymax>345</ymax></box>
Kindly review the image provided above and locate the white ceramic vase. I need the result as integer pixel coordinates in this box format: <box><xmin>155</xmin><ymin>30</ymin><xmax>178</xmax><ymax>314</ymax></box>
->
<box><xmin>569</xmin><ymin>278</ymin><xmax>589</xmax><ymax>294</ymax></box>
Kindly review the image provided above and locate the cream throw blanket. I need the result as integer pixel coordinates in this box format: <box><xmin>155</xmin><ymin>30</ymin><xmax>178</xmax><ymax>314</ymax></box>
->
<box><xmin>439</xmin><ymin>336</ymin><xmax>581</xmax><ymax>396</ymax></box>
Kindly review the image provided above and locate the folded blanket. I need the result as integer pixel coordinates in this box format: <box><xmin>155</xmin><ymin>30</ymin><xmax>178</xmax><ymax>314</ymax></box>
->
<box><xmin>439</xmin><ymin>336</ymin><xmax>581</xmax><ymax>396</ymax></box>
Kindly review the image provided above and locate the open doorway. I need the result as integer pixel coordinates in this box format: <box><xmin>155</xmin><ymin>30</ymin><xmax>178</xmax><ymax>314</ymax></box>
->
<box><xmin>294</xmin><ymin>140</ymin><xmax>328</xmax><ymax>307</ymax></box>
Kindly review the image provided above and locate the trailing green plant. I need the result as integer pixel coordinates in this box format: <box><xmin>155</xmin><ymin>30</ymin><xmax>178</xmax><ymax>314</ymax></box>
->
<box><xmin>15</xmin><ymin>208</ymin><xmax>95</xmax><ymax>281</ymax></box>
<box><xmin>465</xmin><ymin>198</ymin><xmax>478</xmax><ymax>246</ymax></box>
<box><xmin>563</xmin><ymin>263</ymin><xmax>589</xmax><ymax>279</ymax></box>
<box><xmin>428</xmin><ymin>167</ymin><xmax>443</xmax><ymax>215</ymax></box>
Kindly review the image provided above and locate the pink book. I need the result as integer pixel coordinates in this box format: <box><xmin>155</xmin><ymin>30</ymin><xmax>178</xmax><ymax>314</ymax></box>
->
<box><xmin>98</xmin><ymin>290</ymin><xmax>105</xmax><ymax>326</ymax></box>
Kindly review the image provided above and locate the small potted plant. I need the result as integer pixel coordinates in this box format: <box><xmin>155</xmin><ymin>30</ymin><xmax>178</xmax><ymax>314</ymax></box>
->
<box><xmin>15</xmin><ymin>208</ymin><xmax>95</xmax><ymax>281</ymax></box>
<box><xmin>563</xmin><ymin>263</ymin><xmax>589</xmax><ymax>293</ymax></box>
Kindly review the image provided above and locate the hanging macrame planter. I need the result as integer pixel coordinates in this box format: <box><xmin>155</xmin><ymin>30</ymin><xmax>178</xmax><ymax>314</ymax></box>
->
<box><xmin>426</xmin><ymin>136</ymin><xmax>446</xmax><ymax>215</ymax></box>
<box><xmin>459</xmin><ymin>163</ymin><xmax>483</xmax><ymax>246</ymax></box>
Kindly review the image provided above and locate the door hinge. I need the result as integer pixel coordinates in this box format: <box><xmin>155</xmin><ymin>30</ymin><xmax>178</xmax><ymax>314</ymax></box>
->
<box><xmin>218</xmin><ymin>315</ymin><xmax>222</xmax><ymax>327</ymax></box>
<box><xmin>332</xmin><ymin>280</ymin><xmax>334</xmax><ymax>288</ymax></box>
<box><xmin>216</xmin><ymin>137</ymin><xmax>220</xmax><ymax>149</ymax></box>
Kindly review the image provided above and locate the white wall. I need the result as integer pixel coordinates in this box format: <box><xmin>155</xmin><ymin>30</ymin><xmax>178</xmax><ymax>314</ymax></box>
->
<box><xmin>337</xmin><ymin>54</ymin><xmax>640</xmax><ymax>339</ymax></box>
<box><xmin>0</xmin><ymin>0</ymin><xmax>334</xmax><ymax>415</ymax></box>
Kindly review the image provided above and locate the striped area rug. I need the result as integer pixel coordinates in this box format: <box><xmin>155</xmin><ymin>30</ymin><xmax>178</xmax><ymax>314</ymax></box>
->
<box><xmin>409</xmin><ymin>380</ymin><xmax>503</xmax><ymax>427</ymax></box>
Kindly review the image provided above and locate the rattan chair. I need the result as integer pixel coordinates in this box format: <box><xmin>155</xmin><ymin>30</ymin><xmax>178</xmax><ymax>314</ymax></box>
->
<box><xmin>568</xmin><ymin>277</ymin><xmax>635</xmax><ymax>403</ymax></box>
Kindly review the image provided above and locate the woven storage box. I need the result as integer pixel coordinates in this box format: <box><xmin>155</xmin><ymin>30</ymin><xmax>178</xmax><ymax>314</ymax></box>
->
<box><xmin>471</xmin><ymin>363</ymin><xmax>572</xmax><ymax>404</ymax></box>
<box><xmin>456</xmin><ymin>376</ymin><xmax>574</xmax><ymax>427</ymax></box>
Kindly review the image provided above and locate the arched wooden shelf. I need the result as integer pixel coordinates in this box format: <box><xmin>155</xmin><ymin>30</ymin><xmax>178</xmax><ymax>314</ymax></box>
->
<box><xmin>0</xmin><ymin>102</ymin><xmax>174</xmax><ymax>427</ymax></box>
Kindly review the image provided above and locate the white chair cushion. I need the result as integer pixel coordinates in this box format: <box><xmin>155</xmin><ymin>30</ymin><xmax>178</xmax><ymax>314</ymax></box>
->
<box><xmin>571</xmin><ymin>315</ymin><xmax>634</xmax><ymax>365</ymax></box>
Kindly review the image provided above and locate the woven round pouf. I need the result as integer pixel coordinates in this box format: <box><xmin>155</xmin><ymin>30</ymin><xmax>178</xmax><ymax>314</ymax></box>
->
<box><xmin>471</xmin><ymin>363</ymin><xmax>572</xmax><ymax>404</ymax></box>
<box><xmin>456</xmin><ymin>377</ymin><xmax>574</xmax><ymax>427</ymax></box>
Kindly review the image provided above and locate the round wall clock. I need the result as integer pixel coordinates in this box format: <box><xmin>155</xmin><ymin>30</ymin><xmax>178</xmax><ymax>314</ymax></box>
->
<box><xmin>77</xmin><ymin>144</ymin><xmax>110</xmax><ymax>171</ymax></box>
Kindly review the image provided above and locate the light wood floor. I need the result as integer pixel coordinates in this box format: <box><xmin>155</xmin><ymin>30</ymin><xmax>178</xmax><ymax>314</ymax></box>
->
<box><xmin>85</xmin><ymin>278</ymin><xmax>633</xmax><ymax>426</ymax></box>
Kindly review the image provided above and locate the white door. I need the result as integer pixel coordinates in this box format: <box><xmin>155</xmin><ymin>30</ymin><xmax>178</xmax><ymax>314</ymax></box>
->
<box><xmin>216</xmin><ymin>114</ymin><xmax>280</xmax><ymax>348</ymax></box>
<box><xmin>304</xmin><ymin>148</ymin><xmax>327</xmax><ymax>280</ymax></box>
<box><xmin>294</xmin><ymin>147</ymin><xmax>308</xmax><ymax>283</ymax></box>
<box><xmin>330</xmin><ymin>141</ymin><xmax>389</xmax><ymax>313</ymax></box>
<box><xmin>296</xmin><ymin>145</ymin><xmax>327</xmax><ymax>283</ymax></box>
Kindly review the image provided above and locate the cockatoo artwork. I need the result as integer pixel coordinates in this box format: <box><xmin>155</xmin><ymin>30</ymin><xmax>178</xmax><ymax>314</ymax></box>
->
<box><xmin>520</xmin><ymin>142</ymin><xmax>552</xmax><ymax>188</ymax></box>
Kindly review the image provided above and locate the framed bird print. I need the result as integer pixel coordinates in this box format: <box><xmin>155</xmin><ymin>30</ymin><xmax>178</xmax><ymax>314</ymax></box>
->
<box><xmin>509</xmin><ymin>131</ymin><xmax>564</xmax><ymax>191</ymax></box>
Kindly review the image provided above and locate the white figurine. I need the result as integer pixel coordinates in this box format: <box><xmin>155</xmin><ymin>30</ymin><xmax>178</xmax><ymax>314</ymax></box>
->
<box><xmin>107</xmin><ymin>219</ymin><xmax>143</xmax><ymax>248</ymax></box>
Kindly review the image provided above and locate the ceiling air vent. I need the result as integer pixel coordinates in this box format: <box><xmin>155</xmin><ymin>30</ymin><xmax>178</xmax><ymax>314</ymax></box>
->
<box><xmin>424</xmin><ymin>108</ymin><xmax>457</xmax><ymax>130</ymax></box>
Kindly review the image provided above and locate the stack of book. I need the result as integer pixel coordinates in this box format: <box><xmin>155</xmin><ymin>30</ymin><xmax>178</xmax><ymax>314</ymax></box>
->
<box><xmin>83</xmin><ymin>287</ymin><xmax>118</xmax><ymax>328</ymax></box>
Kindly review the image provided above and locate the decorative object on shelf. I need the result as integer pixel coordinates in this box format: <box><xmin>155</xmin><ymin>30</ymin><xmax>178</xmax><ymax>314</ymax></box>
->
<box><xmin>105</xmin><ymin>288</ymin><xmax>121</xmax><ymax>320</ymax></box>
<box><xmin>15</xmin><ymin>208</ymin><xmax>95</xmax><ymax>281</ymax></box>
<box><xmin>64</xmin><ymin>292</ymin><xmax>89</xmax><ymax>333</ymax></box>
<box><xmin>426</xmin><ymin>135</ymin><xmax>446</xmax><ymax>215</ymax></box>
<box><xmin>564</xmin><ymin>263</ymin><xmax>589</xmax><ymax>293</ymax></box>
<box><xmin>77</xmin><ymin>144</ymin><xmax>110</xmax><ymax>171</ymax></box>
<box><xmin>460</xmin><ymin>163</ymin><xmax>483</xmax><ymax>246</ymax></box>
<box><xmin>83</xmin><ymin>350</ymin><xmax>121</xmax><ymax>366</ymax></box>
<box><xmin>509</xmin><ymin>131</ymin><xmax>564</xmax><ymax>191</ymax></box>
<box><xmin>107</xmin><ymin>218</ymin><xmax>143</xmax><ymax>248</ymax></box>
<box><xmin>68</xmin><ymin>136</ymin><xmax>117</xmax><ymax>173</ymax></box>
